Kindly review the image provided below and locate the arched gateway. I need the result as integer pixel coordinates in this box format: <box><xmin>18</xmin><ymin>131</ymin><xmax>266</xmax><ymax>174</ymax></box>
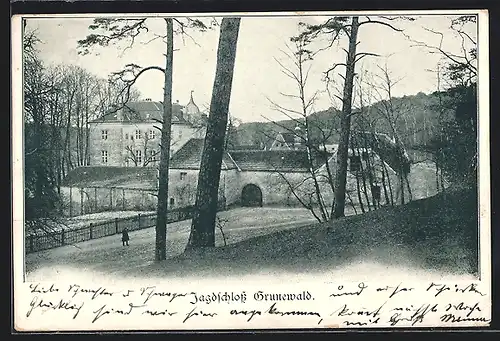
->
<box><xmin>241</xmin><ymin>184</ymin><xmax>263</xmax><ymax>207</ymax></box>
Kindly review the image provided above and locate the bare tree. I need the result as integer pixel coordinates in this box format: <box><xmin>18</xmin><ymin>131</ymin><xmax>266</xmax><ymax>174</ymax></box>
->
<box><xmin>187</xmin><ymin>17</ymin><xmax>241</xmax><ymax>249</ymax></box>
<box><xmin>23</xmin><ymin>29</ymin><xmax>75</xmax><ymax>242</ymax></box>
<box><xmin>410</xmin><ymin>15</ymin><xmax>478</xmax><ymax>186</ymax></box>
<box><xmin>124</xmin><ymin>132</ymin><xmax>161</xmax><ymax>167</ymax></box>
<box><xmin>78</xmin><ymin>16</ymin><xmax>215</xmax><ymax>260</ymax></box>
<box><xmin>264</xmin><ymin>37</ymin><xmax>335</xmax><ymax>222</ymax></box>
<box><xmin>295</xmin><ymin>15</ymin><xmax>413</xmax><ymax>218</ymax></box>
<box><xmin>362</xmin><ymin>62</ymin><xmax>413</xmax><ymax>204</ymax></box>
<box><xmin>408</xmin><ymin>15</ymin><xmax>477</xmax><ymax>86</ymax></box>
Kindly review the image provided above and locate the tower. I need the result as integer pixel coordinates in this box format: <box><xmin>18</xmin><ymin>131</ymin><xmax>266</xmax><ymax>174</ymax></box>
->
<box><xmin>185</xmin><ymin>90</ymin><xmax>200</xmax><ymax>124</ymax></box>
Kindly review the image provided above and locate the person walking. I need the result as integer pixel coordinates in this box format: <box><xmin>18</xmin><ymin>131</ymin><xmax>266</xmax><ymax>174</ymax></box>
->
<box><xmin>122</xmin><ymin>228</ymin><xmax>130</xmax><ymax>246</ymax></box>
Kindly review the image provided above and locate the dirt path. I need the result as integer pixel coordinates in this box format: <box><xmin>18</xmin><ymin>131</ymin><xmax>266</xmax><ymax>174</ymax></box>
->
<box><xmin>25</xmin><ymin>207</ymin><xmax>316</xmax><ymax>281</ymax></box>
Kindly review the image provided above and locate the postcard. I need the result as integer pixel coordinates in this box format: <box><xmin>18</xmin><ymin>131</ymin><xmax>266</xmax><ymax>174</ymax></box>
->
<box><xmin>11</xmin><ymin>9</ymin><xmax>491</xmax><ymax>331</ymax></box>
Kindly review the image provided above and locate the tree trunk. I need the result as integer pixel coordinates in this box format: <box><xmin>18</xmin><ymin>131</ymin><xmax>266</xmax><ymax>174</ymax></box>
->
<box><xmin>187</xmin><ymin>18</ymin><xmax>241</xmax><ymax>249</ymax></box>
<box><xmin>154</xmin><ymin>18</ymin><xmax>174</xmax><ymax>262</ymax></box>
<box><xmin>332</xmin><ymin>16</ymin><xmax>359</xmax><ymax>219</ymax></box>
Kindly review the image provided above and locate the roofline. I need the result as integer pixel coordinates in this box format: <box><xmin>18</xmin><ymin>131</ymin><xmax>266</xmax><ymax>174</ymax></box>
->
<box><xmin>169</xmin><ymin>167</ymin><xmax>309</xmax><ymax>173</ymax></box>
<box><xmin>169</xmin><ymin>166</ymin><xmax>236</xmax><ymax>171</ymax></box>
<box><xmin>89</xmin><ymin>120</ymin><xmax>191</xmax><ymax>125</ymax></box>
<box><xmin>226</xmin><ymin>152</ymin><xmax>242</xmax><ymax>172</ymax></box>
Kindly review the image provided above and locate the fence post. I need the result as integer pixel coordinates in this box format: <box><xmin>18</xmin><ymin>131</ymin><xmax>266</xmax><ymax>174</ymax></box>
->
<box><xmin>94</xmin><ymin>187</ymin><xmax>98</xmax><ymax>213</ymax></box>
<box><xmin>110</xmin><ymin>188</ymin><xmax>113</xmax><ymax>210</ymax></box>
<box><xmin>115</xmin><ymin>218</ymin><xmax>119</xmax><ymax>234</ymax></box>
<box><xmin>61</xmin><ymin>228</ymin><xmax>65</xmax><ymax>246</ymax></box>
<box><xmin>138</xmin><ymin>213</ymin><xmax>141</xmax><ymax>230</ymax></box>
<box><xmin>90</xmin><ymin>223</ymin><xmax>93</xmax><ymax>239</ymax></box>
<box><xmin>122</xmin><ymin>188</ymin><xmax>126</xmax><ymax>210</ymax></box>
<box><xmin>69</xmin><ymin>186</ymin><xmax>73</xmax><ymax>217</ymax></box>
<box><xmin>80</xmin><ymin>188</ymin><xmax>84</xmax><ymax>215</ymax></box>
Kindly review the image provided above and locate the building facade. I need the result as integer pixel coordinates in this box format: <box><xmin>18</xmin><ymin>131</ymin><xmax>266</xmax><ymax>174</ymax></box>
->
<box><xmin>61</xmin><ymin>130</ymin><xmax>442</xmax><ymax>217</ymax></box>
<box><xmin>88</xmin><ymin>94</ymin><xmax>207</xmax><ymax>167</ymax></box>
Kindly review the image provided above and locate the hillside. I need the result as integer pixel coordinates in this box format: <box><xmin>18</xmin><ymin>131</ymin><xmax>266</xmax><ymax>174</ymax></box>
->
<box><xmin>233</xmin><ymin>91</ymin><xmax>451</xmax><ymax>152</ymax></box>
<box><xmin>159</xmin><ymin>184</ymin><xmax>479</xmax><ymax>278</ymax></box>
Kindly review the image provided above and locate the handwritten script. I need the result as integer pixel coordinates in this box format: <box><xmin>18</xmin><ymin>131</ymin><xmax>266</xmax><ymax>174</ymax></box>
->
<box><xmin>18</xmin><ymin>280</ymin><xmax>490</xmax><ymax>330</ymax></box>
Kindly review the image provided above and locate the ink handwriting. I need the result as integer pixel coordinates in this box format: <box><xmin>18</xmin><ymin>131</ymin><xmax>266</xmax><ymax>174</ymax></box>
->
<box><xmin>266</xmin><ymin>302</ymin><xmax>323</xmax><ymax>325</ymax></box>
<box><xmin>388</xmin><ymin>304</ymin><xmax>438</xmax><ymax>326</ymax></box>
<box><xmin>22</xmin><ymin>280</ymin><xmax>489</xmax><ymax>328</ymax></box>
<box><xmin>26</xmin><ymin>296</ymin><xmax>84</xmax><ymax>319</ymax></box>
<box><xmin>330</xmin><ymin>282</ymin><xmax>368</xmax><ymax>298</ymax></box>
<box><xmin>92</xmin><ymin>303</ymin><xmax>146</xmax><ymax>323</ymax></box>
<box><xmin>68</xmin><ymin>284</ymin><xmax>114</xmax><ymax>300</ymax></box>
<box><xmin>182</xmin><ymin>306</ymin><xmax>217</xmax><ymax>323</ymax></box>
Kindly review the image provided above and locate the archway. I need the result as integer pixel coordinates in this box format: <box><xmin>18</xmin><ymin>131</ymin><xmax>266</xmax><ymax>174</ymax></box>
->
<box><xmin>241</xmin><ymin>184</ymin><xmax>263</xmax><ymax>207</ymax></box>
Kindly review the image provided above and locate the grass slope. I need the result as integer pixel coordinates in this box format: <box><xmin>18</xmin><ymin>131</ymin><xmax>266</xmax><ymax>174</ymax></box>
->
<box><xmin>141</xmin><ymin>185</ymin><xmax>478</xmax><ymax>279</ymax></box>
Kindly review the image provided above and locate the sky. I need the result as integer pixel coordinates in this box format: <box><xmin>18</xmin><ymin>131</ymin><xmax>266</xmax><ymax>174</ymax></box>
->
<box><xmin>24</xmin><ymin>12</ymin><xmax>478</xmax><ymax>123</ymax></box>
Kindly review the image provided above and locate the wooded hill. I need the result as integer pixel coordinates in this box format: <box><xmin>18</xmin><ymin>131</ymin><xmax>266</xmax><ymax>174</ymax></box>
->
<box><xmin>233</xmin><ymin>91</ymin><xmax>454</xmax><ymax>152</ymax></box>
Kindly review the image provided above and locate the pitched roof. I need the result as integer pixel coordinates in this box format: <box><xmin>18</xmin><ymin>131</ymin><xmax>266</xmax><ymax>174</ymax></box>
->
<box><xmin>90</xmin><ymin>101</ymin><xmax>188</xmax><ymax>124</ymax></box>
<box><xmin>228</xmin><ymin>149</ymin><xmax>331</xmax><ymax>172</ymax></box>
<box><xmin>61</xmin><ymin>166</ymin><xmax>158</xmax><ymax>189</ymax></box>
<box><xmin>280</xmin><ymin>132</ymin><xmax>297</xmax><ymax>145</ymax></box>
<box><xmin>169</xmin><ymin>138</ymin><xmax>239</xmax><ymax>170</ymax></box>
<box><xmin>230</xmin><ymin>144</ymin><xmax>265</xmax><ymax>151</ymax></box>
<box><xmin>351</xmin><ymin>131</ymin><xmax>411</xmax><ymax>175</ymax></box>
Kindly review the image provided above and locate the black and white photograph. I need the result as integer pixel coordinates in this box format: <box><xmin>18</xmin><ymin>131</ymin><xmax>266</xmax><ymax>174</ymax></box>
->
<box><xmin>11</xmin><ymin>10</ymin><xmax>491</xmax><ymax>331</ymax></box>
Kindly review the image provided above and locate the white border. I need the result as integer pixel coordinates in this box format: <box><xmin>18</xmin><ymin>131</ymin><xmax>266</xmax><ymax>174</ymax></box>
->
<box><xmin>11</xmin><ymin>10</ymin><xmax>491</xmax><ymax>331</ymax></box>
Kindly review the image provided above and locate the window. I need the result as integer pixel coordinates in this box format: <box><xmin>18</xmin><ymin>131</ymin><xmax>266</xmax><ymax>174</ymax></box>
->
<box><xmin>180</xmin><ymin>172</ymin><xmax>187</xmax><ymax>181</ymax></box>
<box><xmin>135</xmin><ymin>130</ymin><xmax>142</xmax><ymax>140</ymax></box>
<box><xmin>349</xmin><ymin>155</ymin><xmax>361</xmax><ymax>172</ymax></box>
<box><xmin>125</xmin><ymin>158</ymin><xmax>130</xmax><ymax>167</ymax></box>
<box><xmin>149</xmin><ymin>130</ymin><xmax>156</xmax><ymax>140</ymax></box>
<box><xmin>125</xmin><ymin>133</ymin><xmax>129</xmax><ymax>140</ymax></box>
<box><xmin>169</xmin><ymin>198</ymin><xmax>175</xmax><ymax>206</ymax></box>
<box><xmin>149</xmin><ymin>149</ymin><xmax>156</xmax><ymax>161</ymax></box>
<box><xmin>178</xmin><ymin>130</ymin><xmax>182</xmax><ymax>138</ymax></box>
<box><xmin>101</xmin><ymin>150</ymin><xmax>108</xmax><ymax>164</ymax></box>
<box><xmin>135</xmin><ymin>150</ymin><xmax>142</xmax><ymax>163</ymax></box>
<box><xmin>101</xmin><ymin>130</ymin><xmax>108</xmax><ymax>140</ymax></box>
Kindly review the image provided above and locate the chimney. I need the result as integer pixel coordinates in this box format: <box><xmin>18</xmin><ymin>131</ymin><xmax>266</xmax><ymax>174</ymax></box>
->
<box><xmin>294</xmin><ymin>125</ymin><xmax>302</xmax><ymax>147</ymax></box>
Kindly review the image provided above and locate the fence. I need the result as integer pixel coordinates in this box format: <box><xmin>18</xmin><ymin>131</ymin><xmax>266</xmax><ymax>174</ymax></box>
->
<box><xmin>61</xmin><ymin>186</ymin><xmax>158</xmax><ymax>217</ymax></box>
<box><xmin>25</xmin><ymin>205</ymin><xmax>195</xmax><ymax>254</ymax></box>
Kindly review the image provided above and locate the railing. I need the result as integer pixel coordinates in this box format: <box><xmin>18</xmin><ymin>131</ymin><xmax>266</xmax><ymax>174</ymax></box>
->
<box><xmin>25</xmin><ymin>205</ymin><xmax>196</xmax><ymax>254</ymax></box>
